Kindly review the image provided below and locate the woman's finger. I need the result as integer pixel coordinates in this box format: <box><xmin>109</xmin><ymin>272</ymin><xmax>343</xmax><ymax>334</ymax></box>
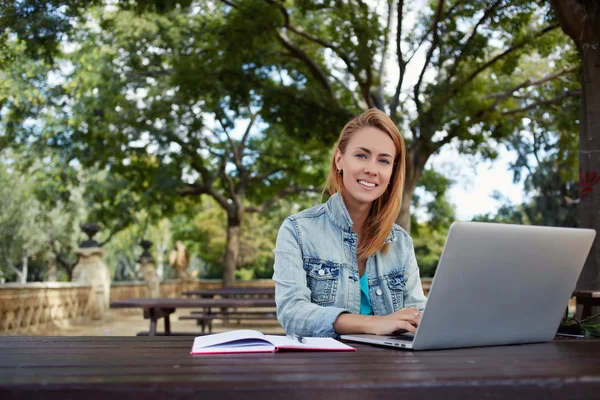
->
<box><xmin>398</xmin><ymin>320</ymin><xmax>417</xmax><ymax>334</ymax></box>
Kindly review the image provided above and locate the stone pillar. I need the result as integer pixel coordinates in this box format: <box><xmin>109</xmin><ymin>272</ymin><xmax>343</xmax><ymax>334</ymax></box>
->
<box><xmin>71</xmin><ymin>223</ymin><xmax>111</xmax><ymax>320</ymax></box>
<box><xmin>139</xmin><ymin>240</ymin><xmax>160</xmax><ymax>298</ymax></box>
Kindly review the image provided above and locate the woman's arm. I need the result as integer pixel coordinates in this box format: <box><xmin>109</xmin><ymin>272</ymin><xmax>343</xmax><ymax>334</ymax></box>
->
<box><xmin>272</xmin><ymin>218</ymin><xmax>348</xmax><ymax>337</ymax></box>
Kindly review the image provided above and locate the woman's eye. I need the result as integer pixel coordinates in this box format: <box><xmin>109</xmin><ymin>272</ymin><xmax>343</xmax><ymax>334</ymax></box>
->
<box><xmin>356</xmin><ymin>153</ymin><xmax>367</xmax><ymax>159</ymax></box>
<box><xmin>379</xmin><ymin>159</ymin><xmax>391</xmax><ymax>164</ymax></box>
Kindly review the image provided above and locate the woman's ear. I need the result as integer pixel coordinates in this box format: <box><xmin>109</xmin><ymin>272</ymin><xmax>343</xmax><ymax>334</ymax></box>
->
<box><xmin>334</xmin><ymin>148</ymin><xmax>343</xmax><ymax>171</ymax></box>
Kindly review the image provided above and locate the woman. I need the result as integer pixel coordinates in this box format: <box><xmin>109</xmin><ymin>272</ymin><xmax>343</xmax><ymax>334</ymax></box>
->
<box><xmin>273</xmin><ymin>109</ymin><xmax>427</xmax><ymax>338</ymax></box>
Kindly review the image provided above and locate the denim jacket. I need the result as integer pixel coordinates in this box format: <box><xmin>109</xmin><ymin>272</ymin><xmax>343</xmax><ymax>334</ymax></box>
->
<box><xmin>272</xmin><ymin>193</ymin><xmax>427</xmax><ymax>337</ymax></box>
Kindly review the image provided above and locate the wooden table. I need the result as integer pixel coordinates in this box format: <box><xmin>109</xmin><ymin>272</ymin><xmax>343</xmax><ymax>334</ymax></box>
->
<box><xmin>1</xmin><ymin>336</ymin><xmax>599</xmax><ymax>400</ymax></box>
<box><xmin>183</xmin><ymin>287</ymin><xmax>275</xmax><ymax>298</ymax></box>
<box><xmin>110</xmin><ymin>298</ymin><xmax>276</xmax><ymax>336</ymax></box>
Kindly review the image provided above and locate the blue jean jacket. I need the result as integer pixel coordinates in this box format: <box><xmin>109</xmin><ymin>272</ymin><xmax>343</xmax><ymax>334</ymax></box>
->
<box><xmin>272</xmin><ymin>193</ymin><xmax>428</xmax><ymax>337</ymax></box>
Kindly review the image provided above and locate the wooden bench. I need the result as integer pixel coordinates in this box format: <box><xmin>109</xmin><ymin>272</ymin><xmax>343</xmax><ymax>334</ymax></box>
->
<box><xmin>110</xmin><ymin>298</ymin><xmax>276</xmax><ymax>336</ymax></box>
<box><xmin>574</xmin><ymin>290</ymin><xmax>600</xmax><ymax>319</ymax></box>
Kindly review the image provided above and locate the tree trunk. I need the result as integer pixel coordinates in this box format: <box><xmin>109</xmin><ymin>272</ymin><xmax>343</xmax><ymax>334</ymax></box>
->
<box><xmin>577</xmin><ymin>36</ymin><xmax>600</xmax><ymax>291</ymax></box>
<box><xmin>47</xmin><ymin>258</ymin><xmax>57</xmax><ymax>282</ymax></box>
<box><xmin>222</xmin><ymin>213</ymin><xmax>242</xmax><ymax>287</ymax></box>
<box><xmin>397</xmin><ymin>145</ymin><xmax>431</xmax><ymax>233</ymax></box>
<box><xmin>20</xmin><ymin>256</ymin><xmax>28</xmax><ymax>284</ymax></box>
<box><xmin>551</xmin><ymin>0</ymin><xmax>600</xmax><ymax>291</ymax></box>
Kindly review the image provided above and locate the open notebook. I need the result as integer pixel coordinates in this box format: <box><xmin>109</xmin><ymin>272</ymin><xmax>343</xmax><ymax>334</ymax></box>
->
<box><xmin>190</xmin><ymin>330</ymin><xmax>355</xmax><ymax>354</ymax></box>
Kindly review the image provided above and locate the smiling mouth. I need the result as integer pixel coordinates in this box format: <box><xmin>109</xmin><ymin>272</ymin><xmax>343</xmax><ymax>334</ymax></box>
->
<box><xmin>358</xmin><ymin>180</ymin><xmax>377</xmax><ymax>188</ymax></box>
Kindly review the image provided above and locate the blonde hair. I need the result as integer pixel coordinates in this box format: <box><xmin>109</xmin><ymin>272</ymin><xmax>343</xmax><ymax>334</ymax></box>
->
<box><xmin>326</xmin><ymin>108</ymin><xmax>406</xmax><ymax>262</ymax></box>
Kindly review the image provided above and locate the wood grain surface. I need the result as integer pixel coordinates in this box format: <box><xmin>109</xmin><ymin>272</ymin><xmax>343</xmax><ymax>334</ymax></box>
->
<box><xmin>1</xmin><ymin>336</ymin><xmax>599</xmax><ymax>399</ymax></box>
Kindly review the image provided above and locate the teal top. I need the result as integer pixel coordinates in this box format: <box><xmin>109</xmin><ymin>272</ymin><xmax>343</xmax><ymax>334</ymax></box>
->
<box><xmin>359</xmin><ymin>273</ymin><xmax>374</xmax><ymax>315</ymax></box>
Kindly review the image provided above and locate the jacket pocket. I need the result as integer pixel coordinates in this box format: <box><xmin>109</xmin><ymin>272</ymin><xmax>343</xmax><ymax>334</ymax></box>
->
<box><xmin>385</xmin><ymin>271</ymin><xmax>406</xmax><ymax>311</ymax></box>
<box><xmin>304</xmin><ymin>259</ymin><xmax>340</xmax><ymax>306</ymax></box>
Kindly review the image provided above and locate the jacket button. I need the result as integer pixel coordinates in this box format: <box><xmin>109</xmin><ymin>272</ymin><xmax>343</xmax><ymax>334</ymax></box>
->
<box><xmin>376</xmin><ymin>288</ymin><xmax>383</xmax><ymax>296</ymax></box>
<box><xmin>318</xmin><ymin>269</ymin><xmax>325</xmax><ymax>276</ymax></box>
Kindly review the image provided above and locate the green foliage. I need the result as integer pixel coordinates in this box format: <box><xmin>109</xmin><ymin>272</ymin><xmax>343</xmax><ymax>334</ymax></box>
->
<box><xmin>167</xmin><ymin>196</ymin><xmax>311</xmax><ymax>280</ymax></box>
<box><xmin>0</xmin><ymin>152</ymin><xmax>87</xmax><ymax>282</ymax></box>
<box><xmin>410</xmin><ymin>167</ymin><xmax>456</xmax><ymax>277</ymax></box>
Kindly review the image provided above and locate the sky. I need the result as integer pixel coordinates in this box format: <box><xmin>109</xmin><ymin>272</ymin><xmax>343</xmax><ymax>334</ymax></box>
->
<box><xmin>428</xmin><ymin>145</ymin><xmax>524</xmax><ymax>221</ymax></box>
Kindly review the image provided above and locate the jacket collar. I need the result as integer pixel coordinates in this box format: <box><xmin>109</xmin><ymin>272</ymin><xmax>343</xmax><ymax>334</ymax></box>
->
<box><xmin>326</xmin><ymin>193</ymin><xmax>397</xmax><ymax>243</ymax></box>
<box><xmin>326</xmin><ymin>193</ymin><xmax>354</xmax><ymax>232</ymax></box>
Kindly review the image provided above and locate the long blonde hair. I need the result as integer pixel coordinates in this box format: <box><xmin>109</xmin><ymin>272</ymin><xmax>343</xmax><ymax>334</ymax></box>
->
<box><xmin>326</xmin><ymin>109</ymin><xmax>406</xmax><ymax>262</ymax></box>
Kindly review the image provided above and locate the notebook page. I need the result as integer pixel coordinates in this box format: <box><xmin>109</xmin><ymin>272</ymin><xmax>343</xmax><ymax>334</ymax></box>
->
<box><xmin>192</xmin><ymin>330</ymin><xmax>271</xmax><ymax>350</ymax></box>
<box><xmin>265</xmin><ymin>335</ymin><xmax>355</xmax><ymax>350</ymax></box>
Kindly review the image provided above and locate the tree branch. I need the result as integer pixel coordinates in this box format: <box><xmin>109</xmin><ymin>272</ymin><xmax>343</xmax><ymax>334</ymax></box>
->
<box><xmin>268</xmin><ymin>0</ymin><xmax>354</xmax><ymax>72</ymax></box>
<box><xmin>485</xmin><ymin>66</ymin><xmax>579</xmax><ymax>106</ymax></box>
<box><xmin>403</xmin><ymin>0</ymin><xmax>465</xmax><ymax>67</ymax></box>
<box><xmin>377</xmin><ymin>0</ymin><xmax>395</xmax><ymax>112</ymax></box>
<box><xmin>390</xmin><ymin>0</ymin><xmax>405</xmax><ymax>117</ymax></box>
<box><xmin>246</xmin><ymin>186</ymin><xmax>320</xmax><ymax>213</ymax></box>
<box><xmin>180</xmin><ymin>182</ymin><xmax>232</xmax><ymax>212</ymax></box>
<box><xmin>457</xmin><ymin>24</ymin><xmax>559</xmax><ymax>91</ymax></box>
<box><xmin>217</xmin><ymin>156</ymin><xmax>237</xmax><ymax>199</ymax></box>
<box><xmin>220</xmin><ymin>0</ymin><xmax>239</xmax><ymax>9</ymax></box>
<box><xmin>446</xmin><ymin>0</ymin><xmax>503</xmax><ymax>84</ymax></box>
<box><xmin>99</xmin><ymin>222</ymin><xmax>127</xmax><ymax>247</ymax></box>
<box><xmin>414</xmin><ymin>0</ymin><xmax>445</xmax><ymax>115</ymax></box>
<box><xmin>168</xmin><ymin>133</ymin><xmax>213</xmax><ymax>185</ymax></box>
<box><xmin>238</xmin><ymin>110</ymin><xmax>259</xmax><ymax>157</ymax></box>
<box><xmin>1</xmin><ymin>248</ymin><xmax>22</xmax><ymax>280</ymax></box>
<box><xmin>249</xmin><ymin>167</ymin><xmax>289</xmax><ymax>183</ymax></box>
<box><xmin>276</xmin><ymin>30</ymin><xmax>340</xmax><ymax>107</ymax></box>
<box><xmin>501</xmin><ymin>90</ymin><xmax>581</xmax><ymax>116</ymax></box>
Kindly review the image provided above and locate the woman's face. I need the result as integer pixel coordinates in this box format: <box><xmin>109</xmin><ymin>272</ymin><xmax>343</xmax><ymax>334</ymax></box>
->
<box><xmin>335</xmin><ymin>126</ymin><xmax>396</xmax><ymax>208</ymax></box>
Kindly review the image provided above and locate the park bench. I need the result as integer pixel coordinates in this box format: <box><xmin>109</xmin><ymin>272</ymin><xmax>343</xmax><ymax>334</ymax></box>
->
<box><xmin>110</xmin><ymin>297</ymin><xmax>276</xmax><ymax>336</ymax></box>
<box><xmin>574</xmin><ymin>290</ymin><xmax>600</xmax><ymax>319</ymax></box>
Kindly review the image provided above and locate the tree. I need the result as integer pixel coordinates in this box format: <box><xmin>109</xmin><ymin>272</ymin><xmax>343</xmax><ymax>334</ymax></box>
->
<box><xmin>213</xmin><ymin>0</ymin><xmax>580</xmax><ymax>233</ymax></box>
<box><xmin>0</xmin><ymin>160</ymin><xmax>48</xmax><ymax>282</ymax></box>
<box><xmin>550</xmin><ymin>0</ymin><xmax>600</xmax><ymax>291</ymax></box>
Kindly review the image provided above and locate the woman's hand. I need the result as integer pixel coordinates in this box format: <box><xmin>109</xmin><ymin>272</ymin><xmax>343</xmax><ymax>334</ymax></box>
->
<box><xmin>333</xmin><ymin>307</ymin><xmax>422</xmax><ymax>336</ymax></box>
<box><xmin>367</xmin><ymin>307</ymin><xmax>422</xmax><ymax>335</ymax></box>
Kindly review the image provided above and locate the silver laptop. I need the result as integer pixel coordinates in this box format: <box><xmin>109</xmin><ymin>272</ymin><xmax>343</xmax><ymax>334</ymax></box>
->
<box><xmin>341</xmin><ymin>221</ymin><xmax>596</xmax><ymax>350</ymax></box>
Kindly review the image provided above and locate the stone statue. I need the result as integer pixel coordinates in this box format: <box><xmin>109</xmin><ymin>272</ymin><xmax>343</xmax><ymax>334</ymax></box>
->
<box><xmin>169</xmin><ymin>240</ymin><xmax>193</xmax><ymax>281</ymax></box>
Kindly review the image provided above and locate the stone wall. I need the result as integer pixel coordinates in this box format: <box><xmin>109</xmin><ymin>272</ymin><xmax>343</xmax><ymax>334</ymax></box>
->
<box><xmin>0</xmin><ymin>283</ymin><xmax>95</xmax><ymax>335</ymax></box>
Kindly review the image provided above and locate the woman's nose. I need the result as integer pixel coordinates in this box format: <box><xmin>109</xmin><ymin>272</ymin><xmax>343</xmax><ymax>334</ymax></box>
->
<box><xmin>364</xmin><ymin>160</ymin><xmax>378</xmax><ymax>176</ymax></box>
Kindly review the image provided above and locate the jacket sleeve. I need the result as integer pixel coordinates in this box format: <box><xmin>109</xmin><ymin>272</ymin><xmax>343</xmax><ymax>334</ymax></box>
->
<box><xmin>402</xmin><ymin>236</ymin><xmax>428</xmax><ymax>311</ymax></box>
<box><xmin>272</xmin><ymin>218</ymin><xmax>348</xmax><ymax>337</ymax></box>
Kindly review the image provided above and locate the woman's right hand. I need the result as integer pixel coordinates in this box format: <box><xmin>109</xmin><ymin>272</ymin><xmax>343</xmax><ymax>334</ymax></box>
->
<box><xmin>333</xmin><ymin>307</ymin><xmax>422</xmax><ymax>336</ymax></box>
<box><xmin>366</xmin><ymin>307</ymin><xmax>422</xmax><ymax>335</ymax></box>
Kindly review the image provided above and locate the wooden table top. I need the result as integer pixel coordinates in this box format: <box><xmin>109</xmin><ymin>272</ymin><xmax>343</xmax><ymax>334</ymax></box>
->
<box><xmin>110</xmin><ymin>297</ymin><xmax>276</xmax><ymax>309</ymax></box>
<box><xmin>184</xmin><ymin>287</ymin><xmax>275</xmax><ymax>297</ymax></box>
<box><xmin>1</xmin><ymin>336</ymin><xmax>599</xmax><ymax>400</ymax></box>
